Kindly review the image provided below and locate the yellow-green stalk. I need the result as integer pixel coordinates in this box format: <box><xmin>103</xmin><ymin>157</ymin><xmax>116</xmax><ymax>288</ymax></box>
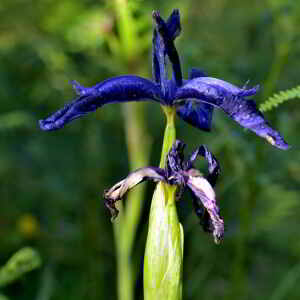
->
<box><xmin>144</xmin><ymin>106</ymin><xmax>184</xmax><ymax>300</ymax></box>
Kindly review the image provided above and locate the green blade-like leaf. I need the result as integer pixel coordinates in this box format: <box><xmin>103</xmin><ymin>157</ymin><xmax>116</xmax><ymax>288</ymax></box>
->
<box><xmin>0</xmin><ymin>247</ymin><xmax>42</xmax><ymax>288</ymax></box>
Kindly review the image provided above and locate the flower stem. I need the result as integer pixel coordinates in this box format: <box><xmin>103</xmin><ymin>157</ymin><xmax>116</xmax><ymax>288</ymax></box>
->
<box><xmin>144</xmin><ymin>106</ymin><xmax>184</xmax><ymax>300</ymax></box>
<box><xmin>159</xmin><ymin>106</ymin><xmax>177</xmax><ymax>168</ymax></box>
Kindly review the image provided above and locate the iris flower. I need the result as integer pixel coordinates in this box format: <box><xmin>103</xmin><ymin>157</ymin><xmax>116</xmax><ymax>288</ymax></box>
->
<box><xmin>39</xmin><ymin>10</ymin><xmax>288</xmax><ymax>150</ymax></box>
<box><xmin>104</xmin><ymin>139</ymin><xmax>223</xmax><ymax>244</ymax></box>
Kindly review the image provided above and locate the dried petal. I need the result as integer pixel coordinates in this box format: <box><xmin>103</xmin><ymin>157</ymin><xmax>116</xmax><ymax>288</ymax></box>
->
<box><xmin>104</xmin><ymin>167</ymin><xmax>165</xmax><ymax>220</ymax></box>
<box><xmin>191</xmin><ymin>195</ymin><xmax>214</xmax><ymax>233</ymax></box>
<box><xmin>166</xmin><ymin>140</ymin><xmax>186</xmax><ymax>176</ymax></box>
<box><xmin>186</xmin><ymin>145</ymin><xmax>220</xmax><ymax>186</ymax></box>
<box><xmin>187</xmin><ymin>175</ymin><xmax>224</xmax><ymax>243</ymax></box>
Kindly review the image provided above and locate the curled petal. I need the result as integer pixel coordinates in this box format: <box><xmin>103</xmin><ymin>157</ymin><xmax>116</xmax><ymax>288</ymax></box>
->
<box><xmin>104</xmin><ymin>167</ymin><xmax>166</xmax><ymax>220</ymax></box>
<box><xmin>175</xmin><ymin>77</ymin><xmax>288</xmax><ymax>150</ymax></box>
<box><xmin>186</xmin><ymin>145</ymin><xmax>220</xmax><ymax>187</ymax></box>
<box><xmin>187</xmin><ymin>176</ymin><xmax>224</xmax><ymax>244</ymax></box>
<box><xmin>39</xmin><ymin>75</ymin><xmax>162</xmax><ymax>131</ymax></box>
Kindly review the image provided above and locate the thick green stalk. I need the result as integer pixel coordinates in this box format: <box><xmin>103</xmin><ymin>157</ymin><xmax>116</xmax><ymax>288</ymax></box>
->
<box><xmin>111</xmin><ymin>2</ymin><xmax>150</xmax><ymax>300</ymax></box>
<box><xmin>144</xmin><ymin>106</ymin><xmax>184</xmax><ymax>300</ymax></box>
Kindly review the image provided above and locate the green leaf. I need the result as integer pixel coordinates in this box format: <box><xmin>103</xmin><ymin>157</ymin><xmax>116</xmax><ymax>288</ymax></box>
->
<box><xmin>0</xmin><ymin>247</ymin><xmax>42</xmax><ymax>288</ymax></box>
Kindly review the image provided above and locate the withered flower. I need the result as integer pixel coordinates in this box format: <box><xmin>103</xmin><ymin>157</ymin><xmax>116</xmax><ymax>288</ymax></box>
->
<box><xmin>104</xmin><ymin>140</ymin><xmax>224</xmax><ymax>244</ymax></box>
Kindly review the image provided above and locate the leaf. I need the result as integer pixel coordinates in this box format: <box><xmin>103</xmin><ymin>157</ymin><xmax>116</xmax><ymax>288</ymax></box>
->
<box><xmin>0</xmin><ymin>247</ymin><xmax>42</xmax><ymax>287</ymax></box>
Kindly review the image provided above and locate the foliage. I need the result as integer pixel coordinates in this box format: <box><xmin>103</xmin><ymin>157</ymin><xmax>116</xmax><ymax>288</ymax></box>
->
<box><xmin>0</xmin><ymin>248</ymin><xmax>41</xmax><ymax>288</ymax></box>
<box><xmin>260</xmin><ymin>85</ymin><xmax>300</xmax><ymax>112</ymax></box>
<box><xmin>0</xmin><ymin>248</ymin><xmax>41</xmax><ymax>300</ymax></box>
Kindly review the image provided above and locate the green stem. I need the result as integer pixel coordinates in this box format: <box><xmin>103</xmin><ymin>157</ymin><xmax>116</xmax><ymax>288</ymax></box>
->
<box><xmin>261</xmin><ymin>43</ymin><xmax>290</xmax><ymax>101</ymax></box>
<box><xmin>114</xmin><ymin>103</ymin><xmax>151</xmax><ymax>300</ymax></box>
<box><xmin>159</xmin><ymin>106</ymin><xmax>177</xmax><ymax>168</ymax></box>
<box><xmin>111</xmin><ymin>2</ymin><xmax>150</xmax><ymax>300</ymax></box>
<box><xmin>144</xmin><ymin>106</ymin><xmax>184</xmax><ymax>300</ymax></box>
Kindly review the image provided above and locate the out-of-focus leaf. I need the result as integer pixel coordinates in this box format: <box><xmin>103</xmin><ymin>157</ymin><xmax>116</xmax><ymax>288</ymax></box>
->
<box><xmin>0</xmin><ymin>294</ymin><xmax>10</xmax><ymax>300</ymax></box>
<box><xmin>270</xmin><ymin>262</ymin><xmax>300</xmax><ymax>300</ymax></box>
<box><xmin>0</xmin><ymin>248</ymin><xmax>42</xmax><ymax>287</ymax></box>
<box><xmin>0</xmin><ymin>111</ymin><xmax>34</xmax><ymax>131</ymax></box>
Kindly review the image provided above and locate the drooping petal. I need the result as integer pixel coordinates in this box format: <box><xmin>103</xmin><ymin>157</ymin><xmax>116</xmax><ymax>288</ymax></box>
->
<box><xmin>186</xmin><ymin>174</ymin><xmax>224</xmax><ymax>244</ymax></box>
<box><xmin>177</xmin><ymin>68</ymin><xmax>214</xmax><ymax>131</ymax></box>
<box><xmin>183</xmin><ymin>144</ymin><xmax>221</xmax><ymax>240</ymax></box>
<box><xmin>191</xmin><ymin>194</ymin><xmax>214</xmax><ymax>233</ymax></box>
<box><xmin>175</xmin><ymin>77</ymin><xmax>289</xmax><ymax>150</ymax></box>
<box><xmin>103</xmin><ymin>167</ymin><xmax>166</xmax><ymax>220</ymax></box>
<box><xmin>39</xmin><ymin>75</ymin><xmax>162</xmax><ymax>131</ymax></box>
<box><xmin>152</xmin><ymin>10</ymin><xmax>183</xmax><ymax>87</ymax></box>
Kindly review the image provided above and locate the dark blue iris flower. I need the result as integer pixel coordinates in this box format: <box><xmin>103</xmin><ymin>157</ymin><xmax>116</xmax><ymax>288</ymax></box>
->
<box><xmin>39</xmin><ymin>10</ymin><xmax>288</xmax><ymax>150</ymax></box>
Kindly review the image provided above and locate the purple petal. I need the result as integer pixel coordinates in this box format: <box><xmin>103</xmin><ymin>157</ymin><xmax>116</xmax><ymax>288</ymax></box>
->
<box><xmin>152</xmin><ymin>10</ymin><xmax>183</xmax><ymax>87</ymax></box>
<box><xmin>225</xmin><ymin>99</ymin><xmax>289</xmax><ymax>150</ymax></box>
<box><xmin>39</xmin><ymin>75</ymin><xmax>162</xmax><ymax>131</ymax></box>
<box><xmin>177</xmin><ymin>68</ymin><xmax>213</xmax><ymax>131</ymax></box>
<box><xmin>166</xmin><ymin>9</ymin><xmax>181</xmax><ymax>40</ymax></box>
<box><xmin>175</xmin><ymin>77</ymin><xmax>289</xmax><ymax>150</ymax></box>
<box><xmin>165</xmin><ymin>140</ymin><xmax>186</xmax><ymax>182</ymax></box>
<box><xmin>177</xmin><ymin>101</ymin><xmax>213</xmax><ymax>131</ymax></box>
<box><xmin>188</xmin><ymin>68</ymin><xmax>208</xmax><ymax>79</ymax></box>
<box><xmin>104</xmin><ymin>167</ymin><xmax>166</xmax><ymax>220</ymax></box>
<box><xmin>152</xmin><ymin>28</ymin><xmax>166</xmax><ymax>91</ymax></box>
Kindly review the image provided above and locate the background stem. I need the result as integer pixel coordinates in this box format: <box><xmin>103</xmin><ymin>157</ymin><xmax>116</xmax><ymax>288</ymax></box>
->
<box><xmin>111</xmin><ymin>1</ymin><xmax>151</xmax><ymax>300</ymax></box>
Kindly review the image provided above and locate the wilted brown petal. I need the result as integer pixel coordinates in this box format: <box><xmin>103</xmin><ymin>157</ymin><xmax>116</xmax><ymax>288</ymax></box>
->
<box><xmin>104</xmin><ymin>167</ymin><xmax>166</xmax><ymax>220</ymax></box>
<box><xmin>187</xmin><ymin>173</ymin><xmax>224</xmax><ymax>244</ymax></box>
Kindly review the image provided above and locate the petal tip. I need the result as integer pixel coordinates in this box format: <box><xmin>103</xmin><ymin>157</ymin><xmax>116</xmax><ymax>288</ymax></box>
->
<box><xmin>39</xmin><ymin>118</ymin><xmax>63</xmax><ymax>131</ymax></box>
<box><xmin>39</xmin><ymin>119</ymin><xmax>53</xmax><ymax>131</ymax></box>
<box><xmin>152</xmin><ymin>10</ymin><xmax>160</xmax><ymax>20</ymax></box>
<box><xmin>265</xmin><ymin>134</ymin><xmax>290</xmax><ymax>150</ymax></box>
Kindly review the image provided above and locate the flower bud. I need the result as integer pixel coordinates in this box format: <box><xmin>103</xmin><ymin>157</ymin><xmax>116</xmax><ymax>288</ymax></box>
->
<box><xmin>144</xmin><ymin>182</ymin><xmax>183</xmax><ymax>300</ymax></box>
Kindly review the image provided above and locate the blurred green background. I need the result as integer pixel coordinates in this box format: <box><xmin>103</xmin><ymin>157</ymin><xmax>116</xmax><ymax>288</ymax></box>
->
<box><xmin>1</xmin><ymin>0</ymin><xmax>300</xmax><ymax>299</ymax></box>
